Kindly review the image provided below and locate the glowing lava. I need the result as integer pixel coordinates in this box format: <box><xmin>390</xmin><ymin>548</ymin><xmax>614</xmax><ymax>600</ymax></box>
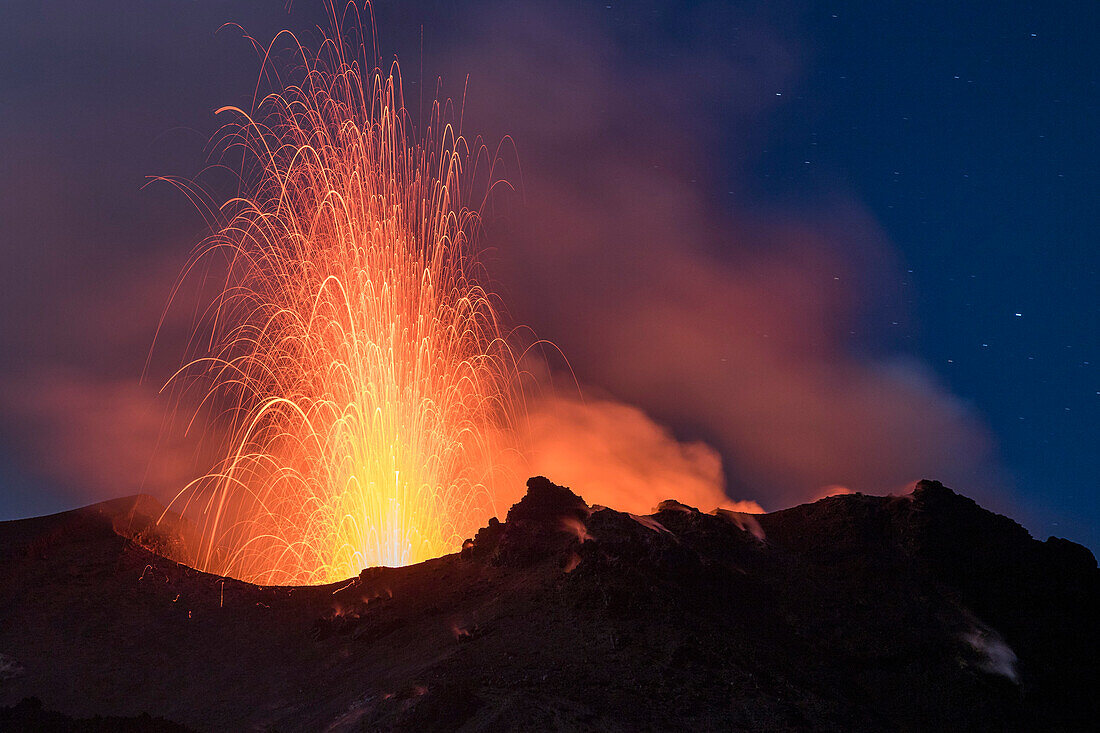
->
<box><xmin>162</xmin><ymin>29</ymin><xmax>522</xmax><ymax>585</ymax></box>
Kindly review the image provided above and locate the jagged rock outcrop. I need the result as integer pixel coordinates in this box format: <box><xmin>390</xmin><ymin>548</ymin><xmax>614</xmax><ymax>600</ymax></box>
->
<box><xmin>0</xmin><ymin>478</ymin><xmax>1094</xmax><ymax>731</ymax></box>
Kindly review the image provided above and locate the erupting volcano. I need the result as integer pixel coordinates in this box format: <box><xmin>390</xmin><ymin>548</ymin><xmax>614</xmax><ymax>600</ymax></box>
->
<box><xmin>161</xmin><ymin>29</ymin><xmax>523</xmax><ymax>585</ymax></box>
<box><xmin>0</xmin><ymin>2</ymin><xmax>1095</xmax><ymax>731</ymax></box>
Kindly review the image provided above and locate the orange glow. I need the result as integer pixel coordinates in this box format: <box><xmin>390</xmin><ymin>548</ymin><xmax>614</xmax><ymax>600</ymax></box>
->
<box><xmin>162</xmin><ymin>26</ymin><xmax>522</xmax><ymax>585</ymax></box>
<box><xmin>814</xmin><ymin>485</ymin><xmax>855</xmax><ymax>501</ymax></box>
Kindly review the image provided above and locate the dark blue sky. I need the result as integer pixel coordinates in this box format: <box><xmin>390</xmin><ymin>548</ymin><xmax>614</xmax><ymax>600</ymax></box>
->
<box><xmin>754</xmin><ymin>2</ymin><xmax>1098</xmax><ymax>546</ymax></box>
<box><xmin>0</xmin><ymin>1</ymin><xmax>1095</xmax><ymax>550</ymax></box>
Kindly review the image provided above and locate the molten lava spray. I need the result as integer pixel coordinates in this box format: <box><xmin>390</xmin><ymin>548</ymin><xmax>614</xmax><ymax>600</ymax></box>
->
<box><xmin>164</xmin><ymin>30</ymin><xmax>522</xmax><ymax>585</ymax></box>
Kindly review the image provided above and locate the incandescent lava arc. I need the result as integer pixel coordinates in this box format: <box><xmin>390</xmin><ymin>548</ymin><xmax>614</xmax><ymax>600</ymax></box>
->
<box><xmin>160</xmin><ymin>26</ymin><xmax>525</xmax><ymax>585</ymax></box>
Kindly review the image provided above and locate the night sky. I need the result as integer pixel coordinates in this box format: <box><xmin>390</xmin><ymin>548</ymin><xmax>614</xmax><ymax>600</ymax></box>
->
<box><xmin>0</xmin><ymin>1</ymin><xmax>1095</xmax><ymax>551</ymax></box>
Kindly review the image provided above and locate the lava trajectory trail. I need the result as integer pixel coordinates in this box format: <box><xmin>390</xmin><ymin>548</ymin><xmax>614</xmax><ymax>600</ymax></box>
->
<box><xmin>159</xmin><ymin>17</ymin><xmax>526</xmax><ymax>585</ymax></box>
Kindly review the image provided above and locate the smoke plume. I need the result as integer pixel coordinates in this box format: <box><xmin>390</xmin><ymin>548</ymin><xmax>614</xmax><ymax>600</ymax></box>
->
<box><xmin>0</xmin><ymin>1</ymin><xmax>1011</xmax><ymax>527</ymax></box>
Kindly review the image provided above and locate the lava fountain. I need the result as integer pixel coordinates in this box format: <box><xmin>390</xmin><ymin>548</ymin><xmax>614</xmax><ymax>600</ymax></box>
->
<box><xmin>161</xmin><ymin>27</ymin><xmax>523</xmax><ymax>585</ymax></box>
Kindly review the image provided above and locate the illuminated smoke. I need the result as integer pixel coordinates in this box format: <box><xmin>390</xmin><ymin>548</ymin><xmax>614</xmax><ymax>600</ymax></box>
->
<box><xmin>522</xmin><ymin>393</ymin><xmax>762</xmax><ymax>515</ymax></box>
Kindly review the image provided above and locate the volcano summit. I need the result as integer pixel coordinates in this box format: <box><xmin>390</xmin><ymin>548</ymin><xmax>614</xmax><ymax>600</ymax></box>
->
<box><xmin>0</xmin><ymin>477</ymin><xmax>1095</xmax><ymax>731</ymax></box>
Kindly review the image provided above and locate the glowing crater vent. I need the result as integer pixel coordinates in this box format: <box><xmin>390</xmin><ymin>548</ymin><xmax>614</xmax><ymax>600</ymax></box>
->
<box><xmin>163</xmin><ymin>31</ymin><xmax>522</xmax><ymax>585</ymax></box>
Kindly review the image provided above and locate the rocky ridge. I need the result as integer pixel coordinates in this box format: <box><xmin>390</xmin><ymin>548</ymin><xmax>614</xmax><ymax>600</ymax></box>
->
<box><xmin>0</xmin><ymin>477</ymin><xmax>1095</xmax><ymax>731</ymax></box>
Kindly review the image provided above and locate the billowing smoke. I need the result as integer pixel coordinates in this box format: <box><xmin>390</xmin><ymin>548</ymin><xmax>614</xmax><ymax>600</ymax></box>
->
<box><xmin>415</xmin><ymin>0</ymin><xmax>1008</xmax><ymax>512</ymax></box>
<box><xmin>0</xmin><ymin>370</ymin><xmax>200</xmax><ymax>500</ymax></box>
<box><xmin>0</xmin><ymin>1</ymin><xmax>1012</xmax><ymax>529</ymax></box>
<box><xmin>522</xmin><ymin>393</ymin><xmax>763</xmax><ymax>515</ymax></box>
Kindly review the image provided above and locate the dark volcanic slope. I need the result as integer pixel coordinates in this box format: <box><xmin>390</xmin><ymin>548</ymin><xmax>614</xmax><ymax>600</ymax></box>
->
<box><xmin>0</xmin><ymin>479</ymin><xmax>1095</xmax><ymax>731</ymax></box>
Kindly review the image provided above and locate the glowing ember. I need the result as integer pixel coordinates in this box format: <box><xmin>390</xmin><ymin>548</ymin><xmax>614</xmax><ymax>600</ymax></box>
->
<box><xmin>163</xmin><ymin>28</ymin><xmax>522</xmax><ymax>585</ymax></box>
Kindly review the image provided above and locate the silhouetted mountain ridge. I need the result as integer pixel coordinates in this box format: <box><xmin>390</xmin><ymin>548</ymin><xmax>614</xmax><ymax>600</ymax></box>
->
<box><xmin>0</xmin><ymin>477</ymin><xmax>1094</xmax><ymax>731</ymax></box>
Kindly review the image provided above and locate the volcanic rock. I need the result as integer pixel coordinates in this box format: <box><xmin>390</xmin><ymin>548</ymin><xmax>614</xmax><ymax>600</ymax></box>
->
<box><xmin>491</xmin><ymin>476</ymin><xmax>590</xmax><ymax>567</ymax></box>
<box><xmin>0</xmin><ymin>696</ymin><xmax>193</xmax><ymax>732</ymax></box>
<box><xmin>0</xmin><ymin>478</ymin><xmax>1095</xmax><ymax>731</ymax></box>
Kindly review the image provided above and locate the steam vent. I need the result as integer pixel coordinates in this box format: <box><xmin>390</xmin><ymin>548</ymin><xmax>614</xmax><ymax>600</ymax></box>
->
<box><xmin>0</xmin><ymin>477</ymin><xmax>1095</xmax><ymax>730</ymax></box>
